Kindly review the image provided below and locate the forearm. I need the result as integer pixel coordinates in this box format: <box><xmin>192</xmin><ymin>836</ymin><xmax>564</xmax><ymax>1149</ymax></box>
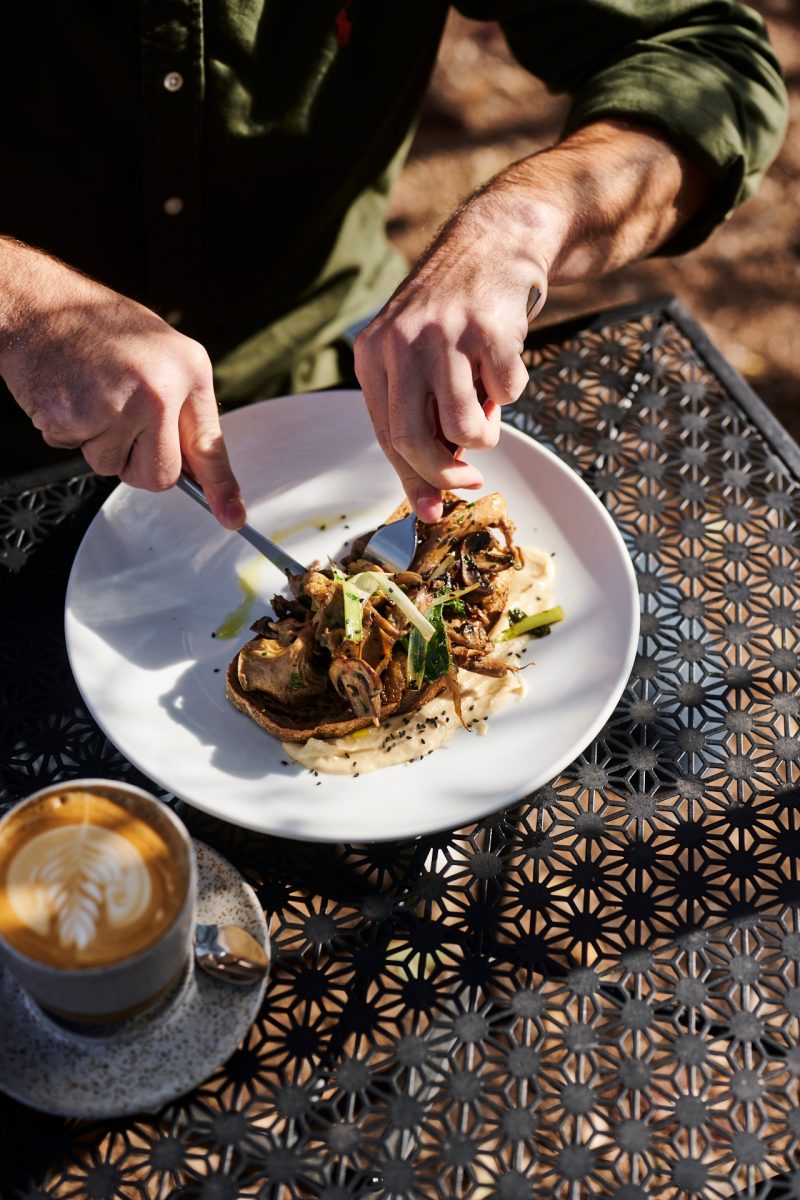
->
<box><xmin>0</xmin><ymin>237</ymin><xmax>59</xmax><ymax>353</ymax></box>
<box><xmin>0</xmin><ymin>236</ymin><xmax>100</xmax><ymax>370</ymax></box>
<box><xmin>454</xmin><ymin>118</ymin><xmax>714</xmax><ymax>292</ymax></box>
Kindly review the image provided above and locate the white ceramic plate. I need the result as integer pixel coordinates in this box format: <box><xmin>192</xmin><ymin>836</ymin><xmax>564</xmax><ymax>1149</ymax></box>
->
<box><xmin>65</xmin><ymin>391</ymin><xmax>638</xmax><ymax>843</ymax></box>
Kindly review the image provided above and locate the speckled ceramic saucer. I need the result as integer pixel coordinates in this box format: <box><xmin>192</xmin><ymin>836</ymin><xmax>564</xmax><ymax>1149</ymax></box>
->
<box><xmin>0</xmin><ymin>840</ymin><xmax>269</xmax><ymax>1119</ymax></box>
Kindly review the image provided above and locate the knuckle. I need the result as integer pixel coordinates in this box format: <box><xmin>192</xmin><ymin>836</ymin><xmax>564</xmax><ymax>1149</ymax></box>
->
<box><xmin>147</xmin><ymin>474</ymin><xmax>176</xmax><ymax>493</ymax></box>
<box><xmin>484</xmin><ymin>418</ymin><xmax>501</xmax><ymax>447</ymax></box>
<box><xmin>512</xmin><ymin>362</ymin><xmax>530</xmax><ymax>400</ymax></box>
<box><xmin>186</xmin><ymin>425</ymin><xmax>223</xmax><ymax>457</ymax></box>
<box><xmin>83</xmin><ymin>442</ymin><xmax>126</xmax><ymax>477</ymax></box>
<box><xmin>369</xmin><ymin>417</ymin><xmax>392</xmax><ymax>448</ymax></box>
<box><xmin>454</xmin><ymin>429</ymin><xmax>485</xmax><ymax>452</ymax></box>
<box><xmin>477</xmin><ymin>424</ymin><xmax>500</xmax><ymax>451</ymax></box>
<box><xmin>390</xmin><ymin>431</ymin><xmax>419</xmax><ymax>459</ymax></box>
<box><xmin>149</xmin><ymin>459</ymin><xmax>182</xmax><ymax>491</ymax></box>
<box><xmin>495</xmin><ymin>370</ymin><xmax>528</xmax><ymax>406</ymax></box>
<box><xmin>134</xmin><ymin>368</ymin><xmax>183</xmax><ymax>414</ymax></box>
<box><xmin>385</xmin><ymin>321</ymin><xmax>419</xmax><ymax>359</ymax></box>
<box><xmin>353</xmin><ymin>327</ymin><xmax>374</xmax><ymax>365</ymax></box>
<box><xmin>40</xmin><ymin>428</ymin><xmax>74</xmax><ymax>449</ymax></box>
<box><xmin>185</xmin><ymin>339</ymin><xmax>213</xmax><ymax>380</ymax></box>
<box><xmin>463</xmin><ymin>316</ymin><xmax>495</xmax><ymax>350</ymax></box>
<box><xmin>444</xmin><ymin>412</ymin><xmax>481</xmax><ymax>445</ymax></box>
<box><xmin>139</xmin><ymin>386</ymin><xmax>172</xmax><ymax>419</ymax></box>
<box><xmin>486</xmin><ymin>382</ymin><xmax>515</xmax><ymax>408</ymax></box>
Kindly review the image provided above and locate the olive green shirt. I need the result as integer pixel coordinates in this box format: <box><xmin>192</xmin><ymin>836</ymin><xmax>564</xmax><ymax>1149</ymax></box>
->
<box><xmin>1</xmin><ymin>1</ymin><xmax>787</xmax><ymax>406</ymax></box>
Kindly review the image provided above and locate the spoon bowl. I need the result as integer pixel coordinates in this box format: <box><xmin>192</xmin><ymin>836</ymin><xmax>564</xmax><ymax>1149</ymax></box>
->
<box><xmin>194</xmin><ymin>923</ymin><xmax>270</xmax><ymax>986</ymax></box>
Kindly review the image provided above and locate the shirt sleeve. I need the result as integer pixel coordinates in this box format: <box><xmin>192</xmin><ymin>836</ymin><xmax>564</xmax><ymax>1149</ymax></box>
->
<box><xmin>453</xmin><ymin>1</ymin><xmax>789</xmax><ymax>254</ymax></box>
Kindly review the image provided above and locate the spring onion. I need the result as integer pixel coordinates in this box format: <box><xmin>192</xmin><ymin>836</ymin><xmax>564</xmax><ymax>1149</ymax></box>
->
<box><xmin>339</xmin><ymin>570</ymin><xmax>436</xmax><ymax>645</ymax></box>
<box><xmin>493</xmin><ymin>604</ymin><xmax>564</xmax><ymax>643</ymax></box>
<box><xmin>407</xmin><ymin>624</ymin><xmax>427</xmax><ymax>689</ymax></box>
<box><xmin>404</xmin><ymin>584</ymin><xmax>478</xmax><ymax>687</ymax></box>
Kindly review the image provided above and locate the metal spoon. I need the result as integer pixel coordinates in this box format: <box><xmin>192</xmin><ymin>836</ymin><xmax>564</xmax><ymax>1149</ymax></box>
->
<box><xmin>363</xmin><ymin>511</ymin><xmax>419</xmax><ymax>573</ymax></box>
<box><xmin>194</xmin><ymin>923</ymin><xmax>270</xmax><ymax>985</ymax></box>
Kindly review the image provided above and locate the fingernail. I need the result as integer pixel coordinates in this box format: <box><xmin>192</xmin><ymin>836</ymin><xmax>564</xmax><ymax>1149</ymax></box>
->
<box><xmin>223</xmin><ymin>498</ymin><xmax>245</xmax><ymax>529</ymax></box>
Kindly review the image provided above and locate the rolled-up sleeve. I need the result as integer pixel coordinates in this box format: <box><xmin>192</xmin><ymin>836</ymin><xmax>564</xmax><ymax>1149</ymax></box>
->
<box><xmin>454</xmin><ymin>1</ymin><xmax>789</xmax><ymax>253</ymax></box>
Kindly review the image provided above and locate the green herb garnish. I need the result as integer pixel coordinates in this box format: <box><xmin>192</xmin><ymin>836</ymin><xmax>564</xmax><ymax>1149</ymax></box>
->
<box><xmin>494</xmin><ymin>605</ymin><xmax>565</xmax><ymax>643</ymax></box>
<box><xmin>422</xmin><ymin>605</ymin><xmax>450</xmax><ymax>682</ymax></box>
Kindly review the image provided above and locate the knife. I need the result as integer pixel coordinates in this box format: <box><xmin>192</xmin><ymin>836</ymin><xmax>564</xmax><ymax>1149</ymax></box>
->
<box><xmin>176</xmin><ymin>473</ymin><xmax>306</xmax><ymax>577</ymax></box>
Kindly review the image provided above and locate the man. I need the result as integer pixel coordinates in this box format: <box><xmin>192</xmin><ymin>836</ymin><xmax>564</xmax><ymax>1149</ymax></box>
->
<box><xmin>0</xmin><ymin>2</ymin><xmax>787</xmax><ymax>527</ymax></box>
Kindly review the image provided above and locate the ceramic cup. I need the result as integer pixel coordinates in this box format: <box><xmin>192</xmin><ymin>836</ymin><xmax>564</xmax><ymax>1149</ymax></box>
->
<box><xmin>0</xmin><ymin>779</ymin><xmax>196</xmax><ymax>1021</ymax></box>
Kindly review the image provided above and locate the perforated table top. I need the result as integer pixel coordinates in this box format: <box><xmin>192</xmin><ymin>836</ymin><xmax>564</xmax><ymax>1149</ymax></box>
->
<box><xmin>1</xmin><ymin>297</ymin><xmax>798</xmax><ymax>1200</ymax></box>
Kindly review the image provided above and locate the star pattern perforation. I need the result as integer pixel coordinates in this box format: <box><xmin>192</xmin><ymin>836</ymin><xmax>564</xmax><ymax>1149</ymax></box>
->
<box><xmin>2</xmin><ymin>300</ymin><xmax>799</xmax><ymax>1199</ymax></box>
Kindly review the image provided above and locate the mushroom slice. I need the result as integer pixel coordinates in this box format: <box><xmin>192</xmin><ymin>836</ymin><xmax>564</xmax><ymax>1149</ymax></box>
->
<box><xmin>448</xmin><ymin>619</ymin><xmax>492</xmax><ymax>653</ymax></box>
<box><xmin>329</xmin><ymin>657</ymin><xmax>383</xmax><ymax>721</ymax></box>
<box><xmin>238</xmin><ymin>630</ymin><xmax>327</xmax><ymax>701</ymax></box>
<box><xmin>458</xmin><ymin>652</ymin><xmax>517</xmax><ymax>678</ymax></box>
<box><xmin>461</xmin><ymin>530</ymin><xmax>516</xmax><ymax>583</ymax></box>
<box><xmin>250</xmin><ymin>615</ymin><xmax>307</xmax><ymax>646</ymax></box>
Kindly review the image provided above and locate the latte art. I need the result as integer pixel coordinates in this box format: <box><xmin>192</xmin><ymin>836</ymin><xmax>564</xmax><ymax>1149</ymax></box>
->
<box><xmin>7</xmin><ymin>825</ymin><xmax>152</xmax><ymax>951</ymax></box>
<box><xmin>0</xmin><ymin>789</ymin><xmax>187</xmax><ymax>969</ymax></box>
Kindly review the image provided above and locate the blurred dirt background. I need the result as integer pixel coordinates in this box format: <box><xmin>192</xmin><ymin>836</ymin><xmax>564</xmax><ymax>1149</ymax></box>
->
<box><xmin>388</xmin><ymin>0</ymin><xmax>799</xmax><ymax>440</ymax></box>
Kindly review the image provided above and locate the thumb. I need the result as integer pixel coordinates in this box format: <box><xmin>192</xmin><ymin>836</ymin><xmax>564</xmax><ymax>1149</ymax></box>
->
<box><xmin>179</xmin><ymin>390</ymin><xmax>246</xmax><ymax>530</ymax></box>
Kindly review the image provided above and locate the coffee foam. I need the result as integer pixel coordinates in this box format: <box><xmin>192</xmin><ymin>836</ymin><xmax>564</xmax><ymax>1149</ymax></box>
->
<box><xmin>0</xmin><ymin>789</ymin><xmax>187</xmax><ymax>968</ymax></box>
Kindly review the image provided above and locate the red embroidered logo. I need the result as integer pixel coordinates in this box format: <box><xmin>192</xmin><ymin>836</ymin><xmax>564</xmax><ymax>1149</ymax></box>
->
<box><xmin>335</xmin><ymin>0</ymin><xmax>353</xmax><ymax>46</ymax></box>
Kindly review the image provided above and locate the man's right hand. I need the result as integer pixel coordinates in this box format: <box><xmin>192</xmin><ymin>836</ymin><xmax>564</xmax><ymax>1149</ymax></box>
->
<box><xmin>0</xmin><ymin>238</ymin><xmax>245</xmax><ymax>530</ymax></box>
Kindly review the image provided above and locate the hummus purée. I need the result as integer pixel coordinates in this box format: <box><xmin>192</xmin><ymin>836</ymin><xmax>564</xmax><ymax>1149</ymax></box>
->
<box><xmin>284</xmin><ymin>547</ymin><xmax>556</xmax><ymax>775</ymax></box>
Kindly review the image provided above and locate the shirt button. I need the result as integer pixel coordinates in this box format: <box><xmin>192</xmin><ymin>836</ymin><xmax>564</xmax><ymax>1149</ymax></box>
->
<box><xmin>163</xmin><ymin>71</ymin><xmax>184</xmax><ymax>92</ymax></box>
<box><xmin>163</xmin><ymin>196</ymin><xmax>184</xmax><ymax>216</ymax></box>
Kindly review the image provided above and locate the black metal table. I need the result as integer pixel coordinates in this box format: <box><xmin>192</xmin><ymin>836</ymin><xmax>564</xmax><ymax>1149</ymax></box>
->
<box><xmin>1</xmin><ymin>296</ymin><xmax>799</xmax><ymax>1199</ymax></box>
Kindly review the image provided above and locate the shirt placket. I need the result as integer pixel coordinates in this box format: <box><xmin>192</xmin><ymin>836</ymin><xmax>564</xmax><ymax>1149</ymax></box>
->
<box><xmin>140</xmin><ymin>0</ymin><xmax>204</xmax><ymax>328</ymax></box>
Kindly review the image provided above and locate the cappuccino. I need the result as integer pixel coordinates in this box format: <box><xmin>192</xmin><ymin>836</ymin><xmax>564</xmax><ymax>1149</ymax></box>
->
<box><xmin>0</xmin><ymin>788</ymin><xmax>186</xmax><ymax>969</ymax></box>
<box><xmin>0</xmin><ymin>781</ymin><xmax>196</xmax><ymax>1021</ymax></box>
